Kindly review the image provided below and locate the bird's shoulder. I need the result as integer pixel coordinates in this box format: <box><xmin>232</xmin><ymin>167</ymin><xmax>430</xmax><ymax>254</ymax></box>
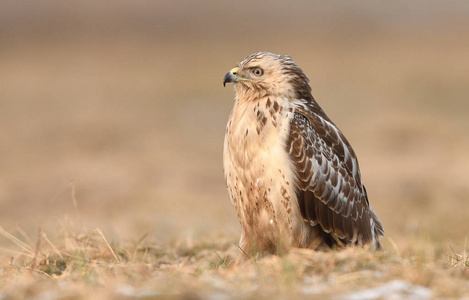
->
<box><xmin>288</xmin><ymin>102</ymin><xmax>361</xmax><ymax>186</ymax></box>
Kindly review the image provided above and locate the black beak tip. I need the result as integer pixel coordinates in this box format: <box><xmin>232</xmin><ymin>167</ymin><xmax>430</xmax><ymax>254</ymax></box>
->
<box><xmin>223</xmin><ymin>71</ymin><xmax>233</xmax><ymax>88</ymax></box>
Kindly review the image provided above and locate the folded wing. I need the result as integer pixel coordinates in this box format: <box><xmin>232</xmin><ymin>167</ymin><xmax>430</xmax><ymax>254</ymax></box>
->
<box><xmin>287</xmin><ymin>104</ymin><xmax>384</xmax><ymax>247</ymax></box>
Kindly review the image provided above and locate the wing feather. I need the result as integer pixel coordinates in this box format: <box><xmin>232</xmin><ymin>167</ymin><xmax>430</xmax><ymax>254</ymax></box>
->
<box><xmin>287</xmin><ymin>105</ymin><xmax>384</xmax><ymax>247</ymax></box>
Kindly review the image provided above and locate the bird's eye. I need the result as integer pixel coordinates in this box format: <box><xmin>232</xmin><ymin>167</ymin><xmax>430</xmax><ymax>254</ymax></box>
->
<box><xmin>252</xmin><ymin>68</ymin><xmax>264</xmax><ymax>76</ymax></box>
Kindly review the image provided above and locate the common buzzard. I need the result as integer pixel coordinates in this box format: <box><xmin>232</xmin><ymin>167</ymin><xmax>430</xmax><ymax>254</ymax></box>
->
<box><xmin>223</xmin><ymin>52</ymin><xmax>384</xmax><ymax>255</ymax></box>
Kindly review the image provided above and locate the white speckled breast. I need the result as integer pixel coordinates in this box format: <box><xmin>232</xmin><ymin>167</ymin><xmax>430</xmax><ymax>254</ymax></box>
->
<box><xmin>223</xmin><ymin>96</ymin><xmax>307</xmax><ymax>254</ymax></box>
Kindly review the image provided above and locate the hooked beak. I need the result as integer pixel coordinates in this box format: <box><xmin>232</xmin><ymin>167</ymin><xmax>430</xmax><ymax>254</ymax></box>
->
<box><xmin>223</xmin><ymin>67</ymin><xmax>240</xmax><ymax>87</ymax></box>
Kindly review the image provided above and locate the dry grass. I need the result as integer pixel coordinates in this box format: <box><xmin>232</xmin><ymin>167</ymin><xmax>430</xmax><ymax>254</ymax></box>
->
<box><xmin>447</xmin><ymin>239</ymin><xmax>469</xmax><ymax>270</ymax></box>
<box><xmin>0</xmin><ymin>221</ymin><xmax>468</xmax><ymax>299</ymax></box>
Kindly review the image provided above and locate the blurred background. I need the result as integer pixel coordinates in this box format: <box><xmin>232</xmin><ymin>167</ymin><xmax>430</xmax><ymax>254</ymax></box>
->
<box><xmin>0</xmin><ymin>0</ymin><xmax>468</xmax><ymax>248</ymax></box>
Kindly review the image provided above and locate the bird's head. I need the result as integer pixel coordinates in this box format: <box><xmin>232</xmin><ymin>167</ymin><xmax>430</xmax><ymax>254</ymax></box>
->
<box><xmin>223</xmin><ymin>52</ymin><xmax>312</xmax><ymax>101</ymax></box>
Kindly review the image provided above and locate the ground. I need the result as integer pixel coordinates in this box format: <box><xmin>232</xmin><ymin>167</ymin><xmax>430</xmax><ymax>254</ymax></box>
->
<box><xmin>1</xmin><ymin>227</ymin><xmax>468</xmax><ymax>299</ymax></box>
<box><xmin>1</xmin><ymin>2</ymin><xmax>469</xmax><ymax>299</ymax></box>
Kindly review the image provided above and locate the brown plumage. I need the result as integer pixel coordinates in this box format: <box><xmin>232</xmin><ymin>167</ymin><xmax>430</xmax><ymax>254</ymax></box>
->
<box><xmin>223</xmin><ymin>52</ymin><xmax>384</xmax><ymax>255</ymax></box>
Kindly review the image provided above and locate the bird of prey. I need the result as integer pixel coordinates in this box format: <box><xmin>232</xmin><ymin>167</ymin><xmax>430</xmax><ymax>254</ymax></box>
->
<box><xmin>223</xmin><ymin>52</ymin><xmax>384</xmax><ymax>255</ymax></box>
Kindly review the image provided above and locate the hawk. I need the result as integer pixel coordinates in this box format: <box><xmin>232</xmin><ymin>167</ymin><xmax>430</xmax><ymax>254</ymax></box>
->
<box><xmin>223</xmin><ymin>52</ymin><xmax>384</xmax><ymax>255</ymax></box>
